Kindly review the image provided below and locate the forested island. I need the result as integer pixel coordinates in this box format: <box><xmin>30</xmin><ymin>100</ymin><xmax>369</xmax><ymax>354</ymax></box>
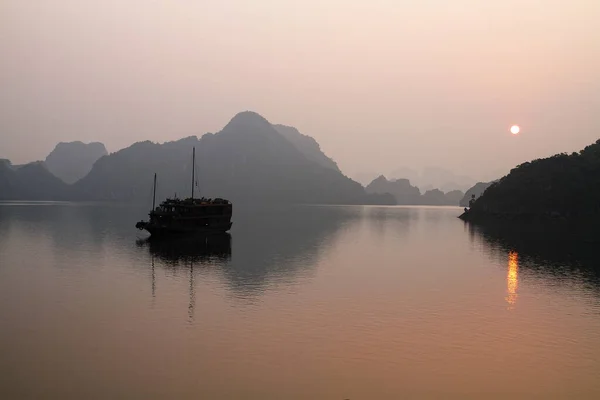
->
<box><xmin>460</xmin><ymin>139</ymin><xmax>600</xmax><ymax>230</ymax></box>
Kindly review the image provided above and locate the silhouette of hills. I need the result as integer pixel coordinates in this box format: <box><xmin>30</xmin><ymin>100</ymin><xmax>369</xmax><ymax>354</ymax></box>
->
<box><xmin>366</xmin><ymin>176</ymin><xmax>421</xmax><ymax>205</ymax></box>
<box><xmin>0</xmin><ymin>111</ymin><xmax>393</xmax><ymax>205</ymax></box>
<box><xmin>460</xmin><ymin>139</ymin><xmax>600</xmax><ymax>229</ymax></box>
<box><xmin>365</xmin><ymin>175</ymin><xmax>463</xmax><ymax>205</ymax></box>
<box><xmin>0</xmin><ymin>160</ymin><xmax>70</xmax><ymax>200</ymax></box>
<box><xmin>440</xmin><ymin>189</ymin><xmax>464</xmax><ymax>206</ymax></box>
<box><xmin>45</xmin><ymin>141</ymin><xmax>108</xmax><ymax>184</ymax></box>
<box><xmin>420</xmin><ymin>189</ymin><xmax>448</xmax><ymax>205</ymax></box>
<box><xmin>389</xmin><ymin>166</ymin><xmax>476</xmax><ymax>193</ymax></box>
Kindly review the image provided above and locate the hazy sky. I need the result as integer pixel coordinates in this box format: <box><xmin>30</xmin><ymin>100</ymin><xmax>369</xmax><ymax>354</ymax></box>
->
<box><xmin>2</xmin><ymin>0</ymin><xmax>599</xmax><ymax>181</ymax></box>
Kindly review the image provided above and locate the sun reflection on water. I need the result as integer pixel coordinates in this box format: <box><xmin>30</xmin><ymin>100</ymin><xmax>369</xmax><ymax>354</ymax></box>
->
<box><xmin>506</xmin><ymin>251</ymin><xmax>519</xmax><ymax>308</ymax></box>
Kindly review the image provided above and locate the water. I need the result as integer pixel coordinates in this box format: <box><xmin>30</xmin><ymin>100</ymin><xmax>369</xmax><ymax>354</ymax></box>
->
<box><xmin>1</xmin><ymin>203</ymin><xmax>599</xmax><ymax>399</ymax></box>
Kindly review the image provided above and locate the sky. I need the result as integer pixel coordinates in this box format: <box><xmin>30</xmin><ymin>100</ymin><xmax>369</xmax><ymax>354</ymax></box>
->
<box><xmin>1</xmin><ymin>0</ymin><xmax>599</xmax><ymax>182</ymax></box>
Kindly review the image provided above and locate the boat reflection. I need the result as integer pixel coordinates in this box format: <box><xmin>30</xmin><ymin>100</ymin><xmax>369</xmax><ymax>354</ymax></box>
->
<box><xmin>506</xmin><ymin>251</ymin><xmax>519</xmax><ymax>308</ymax></box>
<box><xmin>136</xmin><ymin>234</ymin><xmax>232</xmax><ymax>321</ymax></box>
<box><xmin>137</xmin><ymin>233</ymin><xmax>232</xmax><ymax>265</ymax></box>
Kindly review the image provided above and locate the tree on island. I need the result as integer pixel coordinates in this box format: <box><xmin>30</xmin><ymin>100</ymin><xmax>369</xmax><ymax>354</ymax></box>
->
<box><xmin>460</xmin><ymin>138</ymin><xmax>600</xmax><ymax>224</ymax></box>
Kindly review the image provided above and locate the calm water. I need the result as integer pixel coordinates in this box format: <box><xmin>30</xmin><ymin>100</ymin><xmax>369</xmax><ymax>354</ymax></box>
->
<box><xmin>1</xmin><ymin>203</ymin><xmax>599</xmax><ymax>399</ymax></box>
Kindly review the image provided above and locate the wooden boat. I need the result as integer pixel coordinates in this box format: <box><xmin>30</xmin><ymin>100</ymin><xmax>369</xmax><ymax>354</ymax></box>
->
<box><xmin>135</xmin><ymin>147</ymin><xmax>233</xmax><ymax>236</ymax></box>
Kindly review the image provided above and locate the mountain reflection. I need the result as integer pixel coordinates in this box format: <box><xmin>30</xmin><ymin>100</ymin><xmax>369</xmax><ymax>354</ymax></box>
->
<box><xmin>135</xmin><ymin>204</ymin><xmax>360</xmax><ymax>300</ymax></box>
<box><xmin>217</xmin><ymin>204</ymin><xmax>359</xmax><ymax>298</ymax></box>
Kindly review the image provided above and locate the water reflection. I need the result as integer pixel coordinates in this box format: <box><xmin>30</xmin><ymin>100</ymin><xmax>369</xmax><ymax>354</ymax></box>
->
<box><xmin>136</xmin><ymin>234</ymin><xmax>232</xmax><ymax>321</ymax></box>
<box><xmin>506</xmin><ymin>251</ymin><xmax>519</xmax><ymax>308</ymax></box>
<box><xmin>137</xmin><ymin>233</ymin><xmax>232</xmax><ymax>265</ymax></box>
<box><xmin>1</xmin><ymin>202</ymin><xmax>360</xmax><ymax>300</ymax></box>
<box><xmin>0</xmin><ymin>202</ymin><xmax>149</xmax><ymax>259</ymax></box>
<box><xmin>364</xmin><ymin>206</ymin><xmax>418</xmax><ymax>239</ymax></box>
<box><xmin>3</xmin><ymin>204</ymin><xmax>600</xmax><ymax>398</ymax></box>
<box><xmin>467</xmin><ymin>221</ymin><xmax>600</xmax><ymax>298</ymax></box>
<box><xmin>218</xmin><ymin>204</ymin><xmax>359</xmax><ymax>298</ymax></box>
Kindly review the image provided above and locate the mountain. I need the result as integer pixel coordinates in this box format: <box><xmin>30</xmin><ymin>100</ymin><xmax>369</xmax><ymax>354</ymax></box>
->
<box><xmin>74</xmin><ymin>111</ymin><xmax>391</xmax><ymax>205</ymax></box>
<box><xmin>365</xmin><ymin>175</ymin><xmax>463</xmax><ymax>205</ymax></box>
<box><xmin>273</xmin><ymin>124</ymin><xmax>341</xmax><ymax>172</ymax></box>
<box><xmin>0</xmin><ymin>160</ymin><xmax>19</xmax><ymax>197</ymax></box>
<box><xmin>0</xmin><ymin>160</ymin><xmax>70</xmax><ymax>200</ymax></box>
<box><xmin>461</xmin><ymin>139</ymin><xmax>600</xmax><ymax>223</ymax></box>
<box><xmin>45</xmin><ymin>141</ymin><xmax>108</xmax><ymax>184</ymax></box>
<box><xmin>421</xmin><ymin>189</ymin><xmax>446</xmax><ymax>205</ymax></box>
<box><xmin>459</xmin><ymin>181</ymin><xmax>495</xmax><ymax>207</ymax></box>
<box><xmin>420</xmin><ymin>167</ymin><xmax>475</xmax><ymax>192</ymax></box>
<box><xmin>389</xmin><ymin>166</ymin><xmax>476</xmax><ymax>193</ymax></box>
<box><xmin>444</xmin><ymin>190</ymin><xmax>466</xmax><ymax>206</ymax></box>
<box><xmin>366</xmin><ymin>175</ymin><xmax>421</xmax><ymax>205</ymax></box>
<box><xmin>421</xmin><ymin>189</ymin><xmax>464</xmax><ymax>206</ymax></box>
<box><xmin>352</xmin><ymin>171</ymin><xmax>382</xmax><ymax>186</ymax></box>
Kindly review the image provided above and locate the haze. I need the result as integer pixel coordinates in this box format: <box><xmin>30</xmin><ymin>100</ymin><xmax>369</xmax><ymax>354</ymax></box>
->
<box><xmin>1</xmin><ymin>0</ymin><xmax>599</xmax><ymax>182</ymax></box>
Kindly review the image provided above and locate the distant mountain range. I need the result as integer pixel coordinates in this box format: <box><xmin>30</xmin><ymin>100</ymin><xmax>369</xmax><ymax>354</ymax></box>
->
<box><xmin>354</xmin><ymin>166</ymin><xmax>478</xmax><ymax>193</ymax></box>
<box><xmin>0</xmin><ymin>112</ymin><xmax>394</xmax><ymax>205</ymax></box>
<box><xmin>365</xmin><ymin>175</ymin><xmax>464</xmax><ymax>206</ymax></box>
<box><xmin>388</xmin><ymin>166</ymin><xmax>477</xmax><ymax>193</ymax></box>
<box><xmin>2</xmin><ymin>111</ymin><xmax>494</xmax><ymax>206</ymax></box>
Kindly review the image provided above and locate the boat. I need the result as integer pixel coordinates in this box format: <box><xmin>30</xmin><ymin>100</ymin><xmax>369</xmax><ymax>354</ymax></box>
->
<box><xmin>135</xmin><ymin>147</ymin><xmax>233</xmax><ymax>236</ymax></box>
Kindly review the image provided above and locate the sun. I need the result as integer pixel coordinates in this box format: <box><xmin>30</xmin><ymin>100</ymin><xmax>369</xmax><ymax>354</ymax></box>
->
<box><xmin>510</xmin><ymin>125</ymin><xmax>520</xmax><ymax>135</ymax></box>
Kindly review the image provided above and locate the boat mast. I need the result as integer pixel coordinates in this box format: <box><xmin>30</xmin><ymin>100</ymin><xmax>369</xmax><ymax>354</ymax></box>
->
<box><xmin>152</xmin><ymin>173</ymin><xmax>157</xmax><ymax>210</ymax></box>
<box><xmin>191</xmin><ymin>147</ymin><xmax>195</xmax><ymax>199</ymax></box>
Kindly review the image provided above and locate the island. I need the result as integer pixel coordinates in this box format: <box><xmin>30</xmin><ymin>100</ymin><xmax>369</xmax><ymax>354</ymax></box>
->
<box><xmin>459</xmin><ymin>139</ymin><xmax>600</xmax><ymax>238</ymax></box>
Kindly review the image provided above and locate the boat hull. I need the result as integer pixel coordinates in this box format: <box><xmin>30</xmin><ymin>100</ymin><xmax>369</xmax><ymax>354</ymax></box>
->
<box><xmin>136</xmin><ymin>221</ymin><xmax>232</xmax><ymax>237</ymax></box>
